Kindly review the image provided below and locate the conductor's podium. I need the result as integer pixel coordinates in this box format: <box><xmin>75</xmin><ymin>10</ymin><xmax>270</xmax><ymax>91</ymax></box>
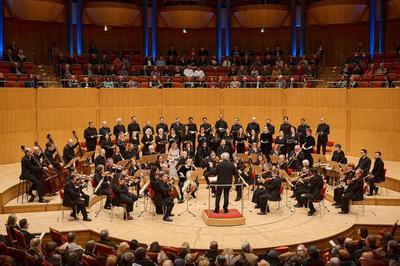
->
<box><xmin>202</xmin><ymin>209</ymin><xmax>246</xmax><ymax>226</ymax></box>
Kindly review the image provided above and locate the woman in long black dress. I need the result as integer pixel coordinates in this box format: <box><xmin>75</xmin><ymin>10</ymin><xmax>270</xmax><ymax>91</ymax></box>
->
<box><xmin>236</xmin><ymin>127</ymin><xmax>246</xmax><ymax>154</ymax></box>
<box><xmin>260</xmin><ymin>126</ymin><xmax>273</xmax><ymax>160</ymax></box>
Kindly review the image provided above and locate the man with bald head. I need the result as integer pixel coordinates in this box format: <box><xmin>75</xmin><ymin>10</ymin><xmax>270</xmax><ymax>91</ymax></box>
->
<box><xmin>63</xmin><ymin>139</ymin><xmax>78</xmax><ymax>164</ymax></box>
<box><xmin>246</xmin><ymin>117</ymin><xmax>260</xmax><ymax>137</ymax></box>
<box><xmin>99</xmin><ymin>120</ymin><xmax>111</xmax><ymax>143</ymax></box>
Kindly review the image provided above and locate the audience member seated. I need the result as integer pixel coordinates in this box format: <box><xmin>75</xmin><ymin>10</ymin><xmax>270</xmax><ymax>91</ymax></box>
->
<box><xmin>99</xmin><ymin>229</ymin><xmax>117</xmax><ymax>249</ymax></box>
<box><xmin>44</xmin><ymin>241</ymin><xmax>62</xmax><ymax>265</ymax></box>
<box><xmin>18</xmin><ymin>218</ymin><xmax>39</xmax><ymax>246</ymax></box>
<box><xmin>27</xmin><ymin>238</ymin><xmax>43</xmax><ymax>260</ymax></box>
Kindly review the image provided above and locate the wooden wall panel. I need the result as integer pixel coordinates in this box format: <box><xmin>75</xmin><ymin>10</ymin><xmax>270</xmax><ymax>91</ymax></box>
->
<box><xmin>1</xmin><ymin>88</ymin><xmax>400</xmax><ymax>164</ymax></box>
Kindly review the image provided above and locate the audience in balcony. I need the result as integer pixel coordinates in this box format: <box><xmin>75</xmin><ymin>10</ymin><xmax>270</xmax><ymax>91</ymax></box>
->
<box><xmin>89</xmin><ymin>42</ymin><xmax>99</xmax><ymax>55</ymax></box>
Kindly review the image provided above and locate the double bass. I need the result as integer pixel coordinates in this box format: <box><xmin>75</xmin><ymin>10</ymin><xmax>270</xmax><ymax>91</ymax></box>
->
<box><xmin>72</xmin><ymin>130</ymin><xmax>91</xmax><ymax>176</ymax></box>
<box><xmin>31</xmin><ymin>143</ymin><xmax>61</xmax><ymax>194</ymax></box>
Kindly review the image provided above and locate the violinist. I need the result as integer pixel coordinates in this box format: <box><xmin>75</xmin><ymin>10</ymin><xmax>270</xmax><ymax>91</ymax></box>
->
<box><xmin>252</xmin><ymin>171</ymin><xmax>272</xmax><ymax>209</ymax></box>
<box><xmin>217</xmin><ymin>139</ymin><xmax>231</xmax><ymax>158</ymax></box>
<box><xmin>84</xmin><ymin>121</ymin><xmax>98</xmax><ymax>154</ymax></box>
<box><xmin>257</xmin><ymin>170</ymin><xmax>283</xmax><ymax>215</ymax></box>
<box><xmin>260</xmin><ymin>126</ymin><xmax>273</xmax><ymax>159</ymax></box>
<box><xmin>154</xmin><ymin>172</ymin><xmax>175</xmax><ymax>222</ymax></box>
<box><xmin>99</xmin><ymin>121</ymin><xmax>111</xmax><ymax>143</ymax></box>
<box><xmin>215</xmin><ymin>114</ymin><xmax>228</xmax><ymax>138</ymax></box>
<box><xmin>63</xmin><ymin>139</ymin><xmax>78</xmax><ymax>164</ymax></box>
<box><xmin>155</xmin><ymin>128</ymin><xmax>167</xmax><ymax>154</ymax></box>
<box><xmin>274</xmin><ymin>131</ymin><xmax>286</xmax><ymax>156</ymax></box>
<box><xmin>94</xmin><ymin>149</ymin><xmax>106</xmax><ymax>167</ymax></box>
<box><xmin>123</xmin><ymin>143</ymin><xmax>137</xmax><ymax>160</ymax></box>
<box><xmin>234</xmin><ymin>157</ymin><xmax>246</xmax><ymax>201</ymax></box>
<box><xmin>332</xmin><ymin>163</ymin><xmax>355</xmax><ymax>207</ymax></box>
<box><xmin>293</xmin><ymin>160</ymin><xmax>311</xmax><ymax>207</ymax></box>
<box><xmin>101</xmin><ymin>133</ymin><xmax>113</xmax><ymax>159</ymax></box>
<box><xmin>127</xmin><ymin>116</ymin><xmax>139</xmax><ymax>139</ymax></box>
<box><xmin>93</xmin><ymin>165</ymin><xmax>111</xmax><ymax>209</ymax></box>
<box><xmin>196</xmin><ymin>141</ymin><xmax>211</xmax><ymax>167</ymax></box>
<box><xmin>177</xmin><ymin>158</ymin><xmax>195</xmax><ymax>203</ymax></box>
<box><xmin>197</xmin><ymin>127</ymin><xmax>208</xmax><ymax>148</ymax></box>
<box><xmin>156</xmin><ymin>116</ymin><xmax>169</xmax><ymax>134</ymax></box>
<box><xmin>63</xmin><ymin>173</ymin><xmax>91</xmax><ymax>221</ymax></box>
<box><xmin>285</xmin><ymin>126</ymin><xmax>299</xmax><ymax>155</ymax></box>
<box><xmin>114</xmin><ymin>118</ymin><xmax>127</xmax><ymax>139</ymax></box>
<box><xmin>199</xmin><ymin>117</ymin><xmax>211</xmax><ymax>136</ymax></box>
<box><xmin>111</xmin><ymin>173</ymin><xmax>138</xmax><ymax>220</ymax></box>
<box><xmin>277</xmin><ymin>155</ymin><xmax>288</xmax><ymax>171</ymax></box>
<box><xmin>20</xmin><ymin>148</ymin><xmax>48</xmax><ymax>203</ymax></box>
<box><xmin>300</xmin><ymin>167</ymin><xmax>324</xmax><ymax>216</ymax></box>
<box><xmin>187</xmin><ymin>116</ymin><xmax>198</xmax><ymax>148</ymax></box>
<box><xmin>105</xmin><ymin>158</ymin><xmax>119</xmax><ymax>173</ymax></box>
<box><xmin>116</xmin><ymin>132</ymin><xmax>127</xmax><ymax>154</ymax></box>
<box><xmin>338</xmin><ymin>168</ymin><xmax>365</xmax><ymax>214</ymax></box>
<box><xmin>141</xmin><ymin>128</ymin><xmax>154</xmax><ymax>154</ymax></box>
<box><xmin>287</xmin><ymin>145</ymin><xmax>305</xmax><ymax>172</ymax></box>
<box><xmin>168</xmin><ymin>128</ymin><xmax>180</xmax><ymax>150</ymax></box>
<box><xmin>204</xmin><ymin>151</ymin><xmax>218</xmax><ymax>192</ymax></box>
<box><xmin>302</xmin><ymin>128</ymin><xmax>315</xmax><ymax>166</ymax></box>
<box><xmin>247</xmin><ymin>142</ymin><xmax>260</xmax><ymax>155</ymax></box>
<box><xmin>331</xmin><ymin>144</ymin><xmax>347</xmax><ymax>164</ymax></box>
<box><xmin>112</xmin><ymin>146</ymin><xmax>124</xmax><ymax>164</ymax></box>
<box><xmin>235</xmin><ymin>127</ymin><xmax>247</xmax><ymax>154</ymax></box>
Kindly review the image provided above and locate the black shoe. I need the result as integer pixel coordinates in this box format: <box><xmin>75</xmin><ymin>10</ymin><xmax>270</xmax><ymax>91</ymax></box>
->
<box><xmin>206</xmin><ymin>185</ymin><xmax>210</xmax><ymax>189</ymax></box>
<box><xmin>70</xmin><ymin>213</ymin><xmax>77</xmax><ymax>220</ymax></box>
<box><xmin>294</xmin><ymin>204</ymin><xmax>303</xmax><ymax>208</ymax></box>
<box><xmin>331</xmin><ymin>202</ymin><xmax>338</xmax><ymax>206</ymax></box>
<box><xmin>83</xmin><ymin>217</ymin><xmax>92</xmax><ymax>221</ymax></box>
<box><xmin>257</xmin><ymin>211</ymin><xmax>266</xmax><ymax>215</ymax></box>
<box><xmin>254</xmin><ymin>205</ymin><xmax>260</xmax><ymax>209</ymax></box>
<box><xmin>367</xmin><ymin>193</ymin><xmax>373</xmax><ymax>196</ymax></box>
<box><xmin>335</xmin><ymin>205</ymin><xmax>341</xmax><ymax>209</ymax></box>
<box><xmin>338</xmin><ymin>211</ymin><xmax>348</xmax><ymax>214</ymax></box>
<box><xmin>267</xmin><ymin>208</ymin><xmax>270</xmax><ymax>213</ymax></box>
<box><xmin>308</xmin><ymin>210</ymin><xmax>316</xmax><ymax>216</ymax></box>
<box><xmin>178</xmin><ymin>199</ymin><xmax>184</xmax><ymax>204</ymax></box>
<box><xmin>28</xmin><ymin>195</ymin><xmax>35</xmax><ymax>202</ymax></box>
<box><xmin>374</xmin><ymin>187</ymin><xmax>379</xmax><ymax>195</ymax></box>
<box><xmin>213</xmin><ymin>210</ymin><xmax>219</xmax><ymax>213</ymax></box>
<box><xmin>39</xmin><ymin>199</ymin><xmax>49</xmax><ymax>203</ymax></box>
<box><xmin>224</xmin><ymin>209</ymin><xmax>229</xmax><ymax>213</ymax></box>
<box><xmin>126</xmin><ymin>216</ymin><xmax>133</xmax><ymax>220</ymax></box>
<box><xmin>163</xmin><ymin>217</ymin><xmax>173</xmax><ymax>222</ymax></box>
<box><xmin>168</xmin><ymin>214</ymin><xmax>175</xmax><ymax>217</ymax></box>
<box><xmin>234</xmin><ymin>197</ymin><xmax>241</xmax><ymax>202</ymax></box>
<box><xmin>191</xmin><ymin>194</ymin><xmax>197</xmax><ymax>199</ymax></box>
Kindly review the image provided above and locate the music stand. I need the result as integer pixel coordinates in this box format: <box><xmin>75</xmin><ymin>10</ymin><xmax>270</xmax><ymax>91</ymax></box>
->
<box><xmin>278</xmin><ymin>170</ymin><xmax>295</xmax><ymax>214</ymax></box>
<box><xmin>137</xmin><ymin>182</ymin><xmax>151</xmax><ymax>218</ymax></box>
<box><xmin>117</xmin><ymin>160</ymin><xmax>130</xmax><ymax>169</ymax></box>
<box><xmin>81</xmin><ymin>151</ymin><xmax>95</xmax><ymax>162</ymax></box>
<box><xmin>269</xmin><ymin>155</ymin><xmax>279</xmax><ymax>164</ymax></box>
<box><xmin>64</xmin><ymin>157</ymin><xmax>80</xmax><ymax>169</ymax></box>
<box><xmin>178</xmin><ymin>180</ymin><xmax>196</xmax><ymax>217</ymax></box>
<box><xmin>138</xmin><ymin>154</ymin><xmax>160</xmax><ymax>164</ymax></box>
<box><xmin>312</xmin><ymin>154</ymin><xmax>328</xmax><ymax>164</ymax></box>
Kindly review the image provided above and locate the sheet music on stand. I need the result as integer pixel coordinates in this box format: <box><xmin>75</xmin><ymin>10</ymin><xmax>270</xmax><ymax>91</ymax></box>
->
<box><xmin>64</xmin><ymin>157</ymin><xmax>80</xmax><ymax>169</ymax></box>
<box><xmin>138</xmin><ymin>154</ymin><xmax>160</xmax><ymax>164</ymax></box>
<box><xmin>312</xmin><ymin>153</ymin><xmax>328</xmax><ymax>164</ymax></box>
<box><xmin>236</xmin><ymin>153</ymin><xmax>249</xmax><ymax>161</ymax></box>
<box><xmin>117</xmin><ymin>160</ymin><xmax>130</xmax><ymax>169</ymax></box>
<box><xmin>269</xmin><ymin>155</ymin><xmax>279</xmax><ymax>164</ymax></box>
<box><xmin>80</xmin><ymin>151</ymin><xmax>95</xmax><ymax>162</ymax></box>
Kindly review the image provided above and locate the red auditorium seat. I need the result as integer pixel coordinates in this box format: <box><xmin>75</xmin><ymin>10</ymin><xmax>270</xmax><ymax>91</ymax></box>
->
<box><xmin>71</xmin><ymin>64</ymin><xmax>83</xmax><ymax>75</ymax></box>
<box><xmin>369</xmin><ymin>81</ymin><xmax>383</xmax><ymax>88</ymax></box>
<box><xmin>361</xmin><ymin>75</ymin><xmax>373</xmax><ymax>82</ymax></box>
<box><xmin>373</xmin><ymin>75</ymin><xmax>386</xmax><ymax>81</ymax></box>
<box><xmin>171</xmin><ymin>82</ymin><xmax>182</xmax><ymax>88</ymax></box>
<box><xmin>6</xmin><ymin>81</ymin><xmax>18</xmax><ymax>87</ymax></box>
<box><xmin>139</xmin><ymin>82</ymin><xmax>149</xmax><ymax>88</ymax></box>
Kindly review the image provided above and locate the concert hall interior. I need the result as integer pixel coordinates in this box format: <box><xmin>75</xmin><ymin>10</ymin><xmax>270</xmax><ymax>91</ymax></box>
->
<box><xmin>0</xmin><ymin>0</ymin><xmax>400</xmax><ymax>266</ymax></box>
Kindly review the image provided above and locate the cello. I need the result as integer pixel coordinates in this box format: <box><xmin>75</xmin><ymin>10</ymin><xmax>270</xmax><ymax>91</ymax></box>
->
<box><xmin>72</xmin><ymin>130</ymin><xmax>91</xmax><ymax>176</ymax></box>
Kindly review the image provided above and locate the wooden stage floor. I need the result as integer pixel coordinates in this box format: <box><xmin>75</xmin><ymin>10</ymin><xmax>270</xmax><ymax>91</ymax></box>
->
<box><xmin>0</xmin><ymin>156</ymin><xmax>399</xmax><ymax>250</ymax></box>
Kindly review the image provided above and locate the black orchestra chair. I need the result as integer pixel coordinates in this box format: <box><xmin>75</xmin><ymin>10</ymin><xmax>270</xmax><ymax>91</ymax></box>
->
<box><xmin>17</xmin><ymin>178</ymin><xmax>30</xmax><ymax>204</ymax></box>
<box><xmin>109</xmin><ymin>188</ymin><xmax>127</xmax><ymax>221</ymax></box>
<box><xmin>311</xmin><ymin>185</ymin><xmax>330</xmax><ymax>217</ymax></box>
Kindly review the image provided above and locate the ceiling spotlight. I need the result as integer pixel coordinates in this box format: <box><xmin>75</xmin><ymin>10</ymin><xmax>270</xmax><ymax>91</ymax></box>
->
<box><xmin>260</xmin><ymin>27</ymin><xmax>265</xmax><ymax>33</ymax></box>
<box><xmin>182</xmin><ymin>28</ymin><xmax>187</xmax><ymax>34</ymax></box>
<box><xmin>104</xmin><ymin>25</ymin><xmax>108</xmax><ymax>32</ymax></box>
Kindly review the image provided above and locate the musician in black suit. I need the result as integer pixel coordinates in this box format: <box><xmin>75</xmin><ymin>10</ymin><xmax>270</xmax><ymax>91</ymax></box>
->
<box><xmin>288</xmin><ymin>145</ymin><xmax>305</xmax><ymax>172</ymax></box>
<box><xmin>63</xmin><ymin>139</ymin><xmax>78</xmax><ymax>164</ymax></box>
<box><xmin>257</xmin><ymin>170</ymin><xmax>282</xmax><ymax>215</ymax></box>
<box><xmin>114</xmin><ymin>118</ymin><xmax>127</xmax><ymax>138</ymax></box>
<box><xmin>127</xmin><ymin>116</ymin><xmax>140</xmax><ymax>139</ymax></box>
<box><xmin>339</xmin><ymin>169</ymin><xmax>365</xmax><ymax>214</ymax></box>
<box><xmin>20</xmin><ymin>148</ymin><xmax>47</xmax><ymax>203</ymax></box>
<box><xmin>301</xmin><ymin>168</ymin><xmax>324</xmax><ymax>216</ymax></box>
<box><xmin>231</xmin><ymin>117</ymin><xmax>242</xmax><ymax>140</ymax></box>
<box><xmin>279</xmin><ymin>116</ymin><xmax>292</xmax><ymax>136</ymax></box>
<box><xmin>84</xmin><ymin>122</ymin><xmax>98</xmax><ymax>153</ymax></box>
<box><xmin>215</xmin><ymin>114</ymin><xmax>228</xmax><ymax>138</ymax></box>
<box><xmin>332</xmin><ymin>163</ymin><xmax>355</xmax><ymax>206</ymax></box>
<box><xmin>187</xmin><ymin>116</ymin><xmax>198</xmax><ymax>149</ymax></box>
<box><xmin>196</xmin><ymin>141</ymin><xmax>211</xmax><ymax>167</ymax></box>
<box><xmin>265</xmin><ymin>118</ymin><xmax>275</xmax><ymax>135</ymax></box>
<box><xmin>171</xmin><ymin>117</ymin><xmax>184</xmax><ymax>136</ymax></box>
<box><xmin>154</xmin><ymin>172</ymin><xmax>175</xmax><ymax>222</ymax></box>
<box><xmin>302</xmin><ymin>128</ymin><xmax>316</xmax><ymax>166</ymax></box>
<box><xmin>356</xmin><ymin>149</ymin><xmax>372</xmax><ymax>175</ymax></box>
<box><xmin>246</xmin><ymin>117</ymin><xmax>260</xmax><ymax>137</ymax></box>
<box><xmin>93</xmin><ymin>165</ymin><xmax>111</xmax><ymax>209</ymax></box>
<box><xmin>111</xmin><ymin>173</ymin><xmax>138</xmax><ymax>220</ymax></box>
<box><xmin>331</xmin><ymin>144</ymin><xmax>347</xmax><ymax>164</ymax></box>
<box><xmin>316</xmin><ymin>117</ymin><xmax>330</xmax><ymax>155</ymax></box>
<box><xmin>63</xmin><ymin>174</ymin><xmax>91</xmax><ymax>221</ymax></box>
<box><xmin>366</xmin><ymin>151</ymin><xmax>385</xmax><ymax>196</ymax></box>
<box><xmin>297</xmin><ymin>118</ymin><xmax>309</xmax><ymax>144</ymax></box>
<box><xmin>213</xmin><ymin>153</ymin><xmax>238</xmax><ymax>213</ymax></box>
<box><xmin>99</xmin><ymin>121</ymin><xmax>111</xmax><ymax>143</ymax></box>
<box><xmin>156</xmin><ymin>116</ymin><xmax>169</xmax><ymax>134</ymax></box>
<box><xmin>200</xmin><ymin>117</ymin><xmax>212</xmax><ymax>136</ymax></box>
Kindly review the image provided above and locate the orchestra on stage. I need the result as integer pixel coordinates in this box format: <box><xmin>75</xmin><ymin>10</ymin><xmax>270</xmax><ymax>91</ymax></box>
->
<box><xmin>19</xmin><ymin>115</ymin><xmax>386</xmax><ymax>222</ymax></box>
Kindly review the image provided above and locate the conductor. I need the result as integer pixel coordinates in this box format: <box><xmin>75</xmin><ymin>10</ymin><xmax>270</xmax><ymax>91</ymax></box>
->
<box><xmin>213</xmin><ymin>152</ymin><xmax>238</xmax><ymax>214</ymax></box>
